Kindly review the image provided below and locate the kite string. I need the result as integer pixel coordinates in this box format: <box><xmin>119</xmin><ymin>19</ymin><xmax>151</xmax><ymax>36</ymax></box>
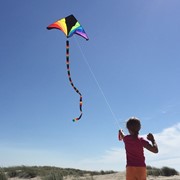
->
<box><xmin>74</xmin><ymin>37</ymin><xmax>120</xmax><ymax>129</ymax></box>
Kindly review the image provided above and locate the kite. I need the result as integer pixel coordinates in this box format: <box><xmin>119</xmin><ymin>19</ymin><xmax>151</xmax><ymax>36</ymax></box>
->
<box><xmin>47</xmin><ymin>14</ymin><xmax>89</xmax><ymax>122</ymax></box>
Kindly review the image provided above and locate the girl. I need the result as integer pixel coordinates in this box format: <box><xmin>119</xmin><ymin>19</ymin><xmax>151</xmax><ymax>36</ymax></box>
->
<box><xmin>118</xmin><ymin>117</ymin><xmax>158</xmax><ymax>180</ymax></box>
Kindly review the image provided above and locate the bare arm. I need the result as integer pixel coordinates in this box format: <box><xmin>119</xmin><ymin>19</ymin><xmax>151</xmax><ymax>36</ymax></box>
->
<box><xmin>145</xmin><ymin>133</ymin><xmax>159</xmax><ymax>153</ymax></box>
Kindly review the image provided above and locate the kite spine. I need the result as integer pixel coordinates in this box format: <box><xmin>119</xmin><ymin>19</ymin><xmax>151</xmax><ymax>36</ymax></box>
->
<box><xmin>66</xmin><ymin>40</ymin><xmax>83</xmax><ymax>122</ymax></box>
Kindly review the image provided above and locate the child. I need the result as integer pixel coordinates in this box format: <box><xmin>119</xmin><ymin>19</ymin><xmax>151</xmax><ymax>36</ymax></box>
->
<box><xmin>118</xmin><ymin>117</ymin><xmax>158</xmax><ymax>180</ymax></box>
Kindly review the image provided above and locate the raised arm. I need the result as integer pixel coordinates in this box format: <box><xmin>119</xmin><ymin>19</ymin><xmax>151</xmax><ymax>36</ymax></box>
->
<box><xmin>145</xmin><ymin>133</ymin><xmax>159</xmax><ymax>153</ymax></box>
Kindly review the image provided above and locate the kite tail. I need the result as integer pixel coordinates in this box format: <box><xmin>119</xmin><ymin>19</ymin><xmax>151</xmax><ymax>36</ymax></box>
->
<box><xmin>66</xmin><ymin>40</ymin><xmax>83</xmax><ymax>122</ymax></box>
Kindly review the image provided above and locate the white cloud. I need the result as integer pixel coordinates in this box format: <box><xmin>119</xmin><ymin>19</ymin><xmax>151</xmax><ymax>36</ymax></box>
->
<box><xmin>76</xmin><ymin>148</ymin><xmax>126</xmax><ymax>171</ymax></box>
<box><xmin>145</xmin><ymin>123</ymin><xmax>180</xmax><ymax>171</ymax></box>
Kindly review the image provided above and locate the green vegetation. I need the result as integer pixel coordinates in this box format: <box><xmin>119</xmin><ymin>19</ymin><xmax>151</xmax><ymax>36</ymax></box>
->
<box><xmin>147</xmin><ymin>166</ymin><xmax>179</xmax><ymax>177</ymax></box>
<box><xmin>3</xmin><ymin>166</ymin><xmax>116</xmax><ymax>179</ymax></box>
<box><xmin>161</xmin><ymin>166</ymin><xmax>179</xmax><ymax>176</ymax></box>
<box><xmin>0</xmin><ymin>169</ymin><xmax>7</xmax><ymax>180</ymax></box>
<box><xmin>42</xmin><ymin>171</ymin><xmax>63</xmax><ymax>180</ymax></box>
<box><xmin>1</xmin><ymin>165</ymin><xmax>179</xmax><ymax>179</ymax></box>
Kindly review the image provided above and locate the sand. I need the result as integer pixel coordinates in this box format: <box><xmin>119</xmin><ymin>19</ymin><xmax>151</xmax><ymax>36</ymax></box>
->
<box><xmin>9</xmin><ymin>172</ymin><xmax>180</xmax><ymax>180</ymax></box>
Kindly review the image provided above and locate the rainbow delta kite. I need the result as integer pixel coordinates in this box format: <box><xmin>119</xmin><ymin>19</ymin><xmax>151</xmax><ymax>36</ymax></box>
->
<box><xmin>47</xmin><ymin>14</ymin><xmax>89</xmax><ymax>122</ymax></box>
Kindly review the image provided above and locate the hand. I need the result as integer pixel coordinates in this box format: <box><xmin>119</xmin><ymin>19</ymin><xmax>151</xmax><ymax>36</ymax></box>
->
<box><xmin>147</xmin><ymin>133</ymin><xmax>155</xmax><ymax>142</ymax></box>
<box><xmin>119</xmin><ymin>129</ymin><xmax>123</xmax><ymax>134</ymax></box>
<box><xmin>118</xmin><ymin>129</ymin><xmax>124</xmax><ymax>141</ymax></box>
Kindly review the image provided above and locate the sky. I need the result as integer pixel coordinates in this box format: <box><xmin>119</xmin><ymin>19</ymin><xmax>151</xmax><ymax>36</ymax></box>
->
<box><xmin>0</xmin><ymin>0</ymin><xmax>180</xmax><ymax>172</ymax></box>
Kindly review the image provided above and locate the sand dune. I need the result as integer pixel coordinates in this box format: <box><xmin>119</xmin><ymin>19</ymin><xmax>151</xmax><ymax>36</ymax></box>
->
<box><xmin>66</xmin><ymin>172</ymin><xmax>180</xmax><ymax>180</ymax></box>
<box><xmin>91</xmin><ymin>172</ymin><xmax>180</xmax><ymax>180</ymax></box>
<box><xmin>9</xmin><ymin>172</ymin><xmax>180</xmax><ymax>180</ymax></box>
<box><xmin>93</xmin><ymin>172</ymin><xmax>180</xmax><ymax>180</ymax></box>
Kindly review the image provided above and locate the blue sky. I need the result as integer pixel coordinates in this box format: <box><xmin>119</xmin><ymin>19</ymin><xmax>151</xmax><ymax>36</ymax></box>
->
<box><xmin>0</xmin><ymin>0</ymin><xmax>180</xmax><ymax>171</ymax></box>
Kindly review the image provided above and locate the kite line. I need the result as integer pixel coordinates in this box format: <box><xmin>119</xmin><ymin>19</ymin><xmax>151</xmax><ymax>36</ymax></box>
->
<box><xmin>74</xmin><ymin>37</ymin><xmax>121</xmax><ymax>128</ymax></box>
